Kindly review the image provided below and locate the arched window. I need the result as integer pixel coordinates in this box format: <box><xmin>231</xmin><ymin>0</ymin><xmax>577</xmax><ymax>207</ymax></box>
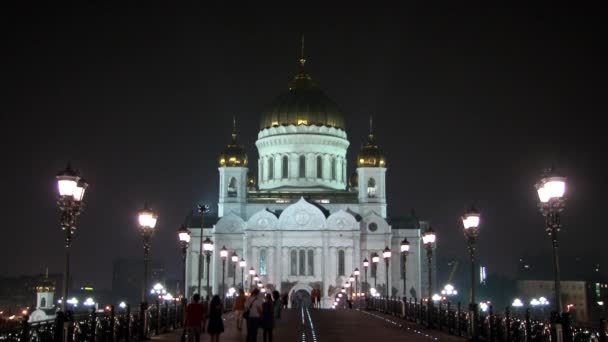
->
<box><xmin>290</xmin><ymin>250</ymin><xmax>297</xmax><ymax>276</ymax></box>
<box><xmin>338</xmin><ymin>250</ymin><xmax>345</xmax><ymax>276</ymax></box>
<box><xmin>282</xmin><ymin>156</ymin><xmax>289</xmax><ymax>179</ymax></box>
<box><xmin>317</xmin><ymin>156</ymin><xmax>323</xmax><ymax>178</ymax></box>
<box><xmin>307</xmin><ymin>250</ymin><xmax>314</xmax><ymax>276</ymax></box>
<box><xmin>331</xmin><ymin>158</ymin><xmax>337</xmax><ymax>181</ymax></box>
<box><xmin>40</xmin><ymin>297</ymin><xmax>46</xmax><ymax>308</ymax></box>
<box><xmin>299</xmin><ymin>155</ymin><xmax>306</xmax><ymax>178</ymax></box>
<box><xmin>299</xmin><ymin>250</ymin><xmax>306</xmax><ymax>276</ymax></box>
<box><xmin>268</xmin><ymin>157</ymin><xmax>274</xmax><ymax>180</ymax></box>
<box><xmin>260</xmin><ymin>249</ymin><xmax>267</xmax><ymax>276</ymax></box>
<box><xmin>367</xmin><ymin>178</ymin><xmax>377</xmax><ymax>198</ymax></box>
<box><xmin>227</xmin><ymin>177</ymin><xmax>237</xmax><ymax>197</ymax></box>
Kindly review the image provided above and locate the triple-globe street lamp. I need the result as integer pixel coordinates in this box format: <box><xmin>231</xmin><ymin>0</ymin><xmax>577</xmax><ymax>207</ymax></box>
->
<box><xmin>55</xmin><ymin>163</ymin><xmax>88</xmax><ymax>314</ymax></box>
<box><xmin>197</xmin><ymin>204</ymin><xmax>210</xmax><ymax>296</ymax></box>
<box><xmin>363</xmin><ymin>258</ymin><xmax>369</xmax><ymax>296</ymax></box>
<box><xmin>231</xmin><ymin>252</ymin><xmax>239</xmax><ymax>288</ymax></box>
<box><xmin>462</xmin><ymin>207</ymin><xmax>481</xmax><ymax>341</ymax></box>
<box><xmin>353</xmin><ymin>268</ymin><xmax>360</xmax><ymax>301</ymax></box>
<box><xmin>382</xmin><ymin>247</ymin><xmax>392</xmax><ymax>299</ymax></box>
<box><xmin>239</xmin><ymin>258</ymin><xmax>246</xmax><ymax>290</ymax></box>
<box><xmin>400</xmin><ymin>238</ymin><xmax>410</xmax><ymax>300</ymax></box>
<box><xmin>202</xmin><ymin>237</ymin><xmax>214</xmax><ymax>298</ymax></box>
<box><xmin>248</xmin><ymin>267</ymin><xmax>255</xmax><ymax>291</ymax></box>
<box><xmin>371</xmin><ymin>253</ymin><xmax>380</xmax><ymax>290</ymax></box>
<box><xmin>535</xmin><ymin>168</ymin><xmax>567</xmax><ymax>316</ymax></box>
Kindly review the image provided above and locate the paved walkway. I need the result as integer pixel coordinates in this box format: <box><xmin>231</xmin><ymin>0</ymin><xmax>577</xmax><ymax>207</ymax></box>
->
<box><xmin>154</xmin><ymin>308</ymin><xmax>465</xmax><ymax>341</ymax></box>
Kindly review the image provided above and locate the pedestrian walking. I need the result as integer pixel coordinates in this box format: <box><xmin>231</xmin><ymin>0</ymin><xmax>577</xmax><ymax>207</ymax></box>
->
<box><xmin>272</xmin><ymin>291</ymin><xmax>282</xmax><ymax>320</ymax></box>
<box><xmin>262</xmin><ymin>293</ymin><xmax>274</xmax><ymax>342</ymax></box>
<box><xmin>244</xmin><ymin>288</ymin><xmax>264</xmax><ymax>342</ymax></box>
<box><xmin>233</xmin><ymin>288</ymin><xmax>247</xmax><ymax>330</ymax></box>
<box><xmin>207</xmin><ymin>295</ymin><xmax>224</xmax><ymax>342</ymax></box>
<box><xmin>184</xmin><ymin>294</ymin><xmax>204</xmax><ymax>342</ymax></box>
<box><xmin>281</xmin><ymin>293</ymin><xmax>288</xmax><ymax>309</ymax></box>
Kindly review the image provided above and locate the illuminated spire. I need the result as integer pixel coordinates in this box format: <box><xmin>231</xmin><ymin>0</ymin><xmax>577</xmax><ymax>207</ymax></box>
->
<box><xmin>232</xmin><ymin>116</ymin><xmax>237</xmax><ymax>143</ymax></box>
<box><xmin>368</xmin><ymin>115</ymin><xmax>375</xmax><ymax>141</ymax></box>
<box><xmin>299</xmin><ymin>34</ymin><xmax>306</xmax><ymax>67</ymax></box>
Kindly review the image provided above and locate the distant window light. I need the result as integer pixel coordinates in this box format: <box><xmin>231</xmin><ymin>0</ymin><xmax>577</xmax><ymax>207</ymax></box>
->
<box><xmin>282</xmin><ymin>156</ymin><xmax>288</xmax><ymax>179</ymax></box>
<box><xmin>299</xmin><ymin>155</ymin><xmax>306</xmax><ymax>178</ymax></box>
<box><xmin>299</xmin><ymin>250</ymin><xmax>306</xmax><ymax>276</ymax></box>
<box><xmin>331</xmin><ymin>158</ymin><xmax>336</xmax><ymax>181</ymax></box>
<box><xmin>260</xmin><ymin>249</ymin><xmax>267</xmax><ymax>276</ymax></box>
<box><xmin>338</xmin><ymin>250</ymin><xmax>345</xmax><ymax>276</ymax></box>
<box><xmin>228</xmin><ymin>177</ymin><xmax>237</xmax><ymax>197</ymax></box>
<box><xmin>268</xmin><ymin>157</ymin><xmax>274</xmax><ymax>180</ymax></box>
<box><xmin>317</xmin><ymin>156</ymin><xmax>323</xmax><ymax>178</ymax></box>
<box><xmin>367</xmin><ymin>178</ymin><xmax>377</xmax><ymax>198</ymax></box>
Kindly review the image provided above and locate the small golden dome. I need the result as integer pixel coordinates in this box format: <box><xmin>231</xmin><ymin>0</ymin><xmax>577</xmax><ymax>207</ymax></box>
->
<box><xmin>357</xmin><ymin>118</ymin><xmax>386</xmax><ymax>168</ymax></box>
<box><xmin>219</xmin><ymin>119</ymin><xmax>248</xmax><ymax>167</ymax></box>
<box><xmin>247</xmin><ymin>172</ymin><xmax>257</xmax><ymax>190</ymax></box>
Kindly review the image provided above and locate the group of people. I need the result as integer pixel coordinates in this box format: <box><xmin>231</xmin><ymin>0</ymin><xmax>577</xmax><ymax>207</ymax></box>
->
<box><xmin>183</xmin><ymin>288</ymin><xmax>283</xmax><ymax>342</ymax></box>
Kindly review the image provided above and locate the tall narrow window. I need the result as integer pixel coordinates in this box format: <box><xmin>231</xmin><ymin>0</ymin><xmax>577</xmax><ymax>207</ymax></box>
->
<box><xmin>227</xmin><ymin>177</ymin><xmax>237</xmax><ymax>197</ymax></box>
<box><xmin>307</xmin><ymin>250</ymin><xmax>314</xmax><ymax>276</ymax></box>
<box><xmin>268</xmin><ymin>157</ymin><xmax>274</xmax><ymax>180</ymax></box>
<box><xmin>299</xmin><ymin>250</ymin><xmax>306</xmax><ymax>276</ymax></box>
<box><xmin>331</xmin><ymin>158</ymin><xmax>336</xmax><ymax>181</ymax></box>
<box><xmin>317</xmin><ymin>156</ymin><xmax>323</xmax><ymax>178</ymax></box>
<box><xmin>282</xmin><ymin>156</ymin><xmax>289</xmax><ymax>179</ymax></box>
<box><xmin>40</xmin><ymin>297</ymin><xmax>46</xmax><ymax>308</ymax></box>
<box><xmin>290</xmin><ymin>250</ymin><xmax>297</xmax><ymax>276</ymax></box>
<box><xmin>367</xmin><ymin>178</ymin><xmax>377</xmax><ymax>198</ymax></box>
<box><xmin>260</xmin><ymin>249</ymin><xmax>267</xmax><ymax>276</ymax></box>
<box><xmin>299</xmin><ymin>155</ymin><xmax>306</xmax><ymax>178</ymax></box>
<box><xmin>338</xmin><ymin>250</ymin><xmax>345</xmax><ymax>276</ymax></box>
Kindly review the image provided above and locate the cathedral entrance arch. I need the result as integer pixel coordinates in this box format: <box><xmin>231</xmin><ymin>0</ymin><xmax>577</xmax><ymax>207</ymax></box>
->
<box><xmin>288</xmin><ymin>283</ymin><xmax>313</xmax><ymax>309</ymax></box>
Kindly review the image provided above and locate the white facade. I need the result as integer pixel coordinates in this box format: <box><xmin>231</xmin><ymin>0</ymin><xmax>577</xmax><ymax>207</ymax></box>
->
<box><xmin>185</xmin><ymin>123</ymin><xmax>426</xmax><ymax>308</ymax></box>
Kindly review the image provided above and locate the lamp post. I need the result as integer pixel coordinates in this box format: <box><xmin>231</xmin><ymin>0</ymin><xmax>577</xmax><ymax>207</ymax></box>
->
<box><xmin>535</xmin><ymin>168</ymin><xmax>566</xmax><ymax>315</ymax></box>
<box><xmin>353</xmin><ymin>268</ymin><xmax>360</xmax><ymax>302</ymax></box>
<box><xmin>371</xmin><ymin>253</ymin><xmax>380</xmax><ymax>290</ymax></box>
<box><xmin>422</xmin><ymin>227</ymin><xmax>436</xmax><ymax>328</ymax></box>
<box><xmin>400</xmin><ymin>238</ymin><xmax>410</xmax><ymax>300</ymax></box>
<box><xmin>177</xmin><ymin>225</ymin><xmax>191</xmax><ymax>298</ymax></box>
<box><xmin>202</xmin><ymin>237</ymin><xmax>214</xmax><ymax>298</ymax></box>
<box><xmin>349</xmin><ymin>275</ymin><xmax>355</xmax><ymax>301</ymax></box>
<box><xmin>196</xmin><ymin>204</ymin><xmax>209</xmax><ymax>296</ymax></box>
<box><xmin>363</xmin><ymin>259</ymin><xmax>369</xmax><ymax>296</ymax></box>
<box><xmin>382</xmin><ymin>247</ymin><xmax>392</xmax><ymax>299</ymax></box>
<box><xmin>253</xmin><ymin>274</ymin><xmax>260</xmax><ymax>289</ymax></box>
<box><xmin>239</xmin><ymin>259</ymin><xmax>246</xmax><ymax>290</ymax></box>
<box><xmin>462</xmin><ymin>207</ymin><xmax>480</xmax><ymax>341</ymax></box>
<box><xmin>138</xmin><ymin>203</ymin><xmax>158</xmax><ymax>340</ymax></box>
<box><xmin>220</xmin><ymin>246</ymin><xmax>228</xmax><ymax>299</ymax></box>
<box><xmin>231</xmin><ymin>252</ymin><xmax>239</xmax><ymax>288</ymax></box>
<box><xmin>55</xmin><ymin>163</ymin><xmax>88</xmax><ymax>313</ymax></box>
<box><xmin>249</xmin><ymin>268</ymin><xmax>255</xmax><ymax>291</ymax></box>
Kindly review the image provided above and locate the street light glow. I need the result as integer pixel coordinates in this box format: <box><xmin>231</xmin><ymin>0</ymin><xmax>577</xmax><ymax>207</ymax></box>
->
<box><xmin>512</xmin><ymin>298</ymin><xmax>524</xmax><ymax>307</ymax></box>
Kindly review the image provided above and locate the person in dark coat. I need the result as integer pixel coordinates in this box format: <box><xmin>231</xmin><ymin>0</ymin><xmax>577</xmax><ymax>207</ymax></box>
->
<box><xmin>261</xmin><ymin>293</ymin><xmax>275</xmax><ymax>342</ymax></box>
<box><xmin>207</xmin><ymin>295</ymin><xmax>224</xmax><ymax>342</ymax></box>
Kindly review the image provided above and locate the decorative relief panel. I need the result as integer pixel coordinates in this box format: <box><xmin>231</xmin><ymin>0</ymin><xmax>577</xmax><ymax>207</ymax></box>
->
<box><xmin>326</xmin><ymin>210</ymin><xmax>357</xmax><ymax>230</ymax></box>
<box><xmin>247</xmin><ymin>209</ymin><xmax>278</xmax><ymax>230</ymax></box>
<box><xmin>360</xmin><ymin>211</ymin><xmax>389</xmax><ymax>234</ymax></box>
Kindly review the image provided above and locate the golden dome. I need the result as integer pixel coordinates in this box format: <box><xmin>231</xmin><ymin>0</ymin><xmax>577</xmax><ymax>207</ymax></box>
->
<box><xmin>357</xmin><ymin>119</ymin><xmax>386</xmax><ymax>168</ymax></box>
<box><xmin>259</xmin><ymin>52</ymin><xmax>345</xmax><ymax>130</ymax></box>
<box><xmin>219</xmin><ymin>119</ymin><xmax>248</xmax><ymax>167</ymax></box>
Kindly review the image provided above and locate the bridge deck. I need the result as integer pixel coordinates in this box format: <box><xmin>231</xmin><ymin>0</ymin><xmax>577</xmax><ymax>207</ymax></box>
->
<box><xmin>153</xmin><ymin>308</ymin><xmax>465</xmax><ymax>341</ymax></box>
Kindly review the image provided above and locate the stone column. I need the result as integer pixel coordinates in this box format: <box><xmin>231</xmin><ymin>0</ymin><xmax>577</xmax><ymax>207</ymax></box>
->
<box><xmin>314</xmin><ymin>247</ymin><xmax>322</xmax><ymax>278</ymax></box>
<box><xmin>281</xmin><ymin>247</ymin><xmax>289</xmax><ymax>284</ymax></box>
<box><xmin>267</xmin><ymin>246</ymin><xmax>275</xmax><ymax>286</ymax></box>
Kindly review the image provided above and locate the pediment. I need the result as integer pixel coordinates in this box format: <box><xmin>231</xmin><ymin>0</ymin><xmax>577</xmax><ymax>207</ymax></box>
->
<box><xmin>326</xmin><ymin>210</ymin><xmax>357</xmax><ymax>230</ymax></box>
<box><xmin>360</xmin><ymin>211</ymin><xmax>389</xmax><ymax>234</ymax></box>
<box><xmin>246</xmin><ymin>209</ymin><xmax>278</xmax><ymax>230</ymax></box>
<box><xmin>214</xmin><ymin>212</ymin><xmax>245</xmax><ymax>233</ymax></box>
<box><xmin>278</xmin><ymin>197</ymin><xmax>326</xmax><ymax>230</ymax></box>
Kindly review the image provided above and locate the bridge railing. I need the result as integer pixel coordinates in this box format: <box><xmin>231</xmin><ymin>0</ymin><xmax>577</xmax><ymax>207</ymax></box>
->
<box><xmin>363</xmin><ymin>296</ymin><xmax>606</xmax><ymax>342</ymax></box>
<box><xmin>0</xmin><ymin>301</ymin><xmax>185</xmax><ymax>342</ymax></box>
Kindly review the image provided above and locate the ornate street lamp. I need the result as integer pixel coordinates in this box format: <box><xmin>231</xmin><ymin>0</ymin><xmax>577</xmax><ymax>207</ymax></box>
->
<box><xmin>248</xmin><ymin>267</ymin><xmax>255</xmax><ymax>291</ymax></box>
<box><xmin>535</xmin><ymin>168</ymin><xmax>566</xmax><ymax>315</ymax></box>
<box><xmin>253</xmin><ymin>274</ymin><xmax>260</xmax><ymax>289</ymax></box>
<box><xmin>177</xmin><ymin>224</ymin><xmax>191</xmax><ymax>298</ymax></box>
<box><xmin>371</xmin><ymin>252</ymin><xmax>380</xmax><ymax>290</ymax></box>
<box><xmin>422</xmin><ymin>227</ymin><xmax>436</xmax><ymax>328</ymax></box>
<box><xmin>400</xmin><ymin>238</ymin><xmax>410</xmax><ymax>300</ymax></box>
<box><xmin>462</xmin><ymin>206</ymin><xmax>480</xmax><ymax>341</ymax></box>
<box><xmin>363</xmin><ymin>258</ymin><xmax>369</xmax><ymax>296</ymax></box>
<box><xmin>196</xmin><ymin>204</ymin><xmax>210</xmax><ymax>296</ymax></box>
<box><xmin>353</xmin><ymin>268</ymin><xmax>360</xmax><ymax>302</ymax></box>
<box><xmin>239</xmin><ymin>258</ymin><xmax>246</xmax><ymax>290</ymax></box>
<box><xmin>202</xmin><ymin>237</ymin><xmax>214</xmax><ymax>298</ymax></box>
<box><xmin>231</xmin><ymin>252</ymin><xmax>239</xmax><ymax>288</ymax></box>
<box><xmin>220</xmin><ymin>246</ymin><xmax>228</xmax><ymax>299</ymax></box>
<box><xmin>382</xmin><ymin>247</ymin><xmax>392</xmax><ymax>299</ymax></box>
<box><xmin>55</xmin><ymin>163</ymin><xmax>88</xmax><ymax>313</ymax></box>
<box><xmin>138</xmin><ymin>203</ymin><xmax>157</xmax><ymax>339</ymax></box>
<box><xmin>348</xmin><ymin>276</ymin><xmax>355</xmax><ymax>301</ymax></box>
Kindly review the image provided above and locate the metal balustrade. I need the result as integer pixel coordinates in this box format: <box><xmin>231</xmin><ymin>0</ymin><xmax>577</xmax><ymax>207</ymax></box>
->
<box><xmin>361</xmin><ymin>297</ymin><xmax>606</xmax><ymax>342</ymax></box>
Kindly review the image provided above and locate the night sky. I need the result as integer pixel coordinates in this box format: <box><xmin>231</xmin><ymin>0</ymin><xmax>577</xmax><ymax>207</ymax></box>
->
<box><xmin>1</xmin><ymin>3</ymin><xmax>606</xmax><ymax>290</ymax></box>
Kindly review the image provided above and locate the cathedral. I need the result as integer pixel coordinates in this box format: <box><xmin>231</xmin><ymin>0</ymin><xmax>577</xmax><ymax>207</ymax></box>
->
<box><xmin>185</xmin><ymin>51</ymin><xmax>432</xmax><ymax>309</ymax></box>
